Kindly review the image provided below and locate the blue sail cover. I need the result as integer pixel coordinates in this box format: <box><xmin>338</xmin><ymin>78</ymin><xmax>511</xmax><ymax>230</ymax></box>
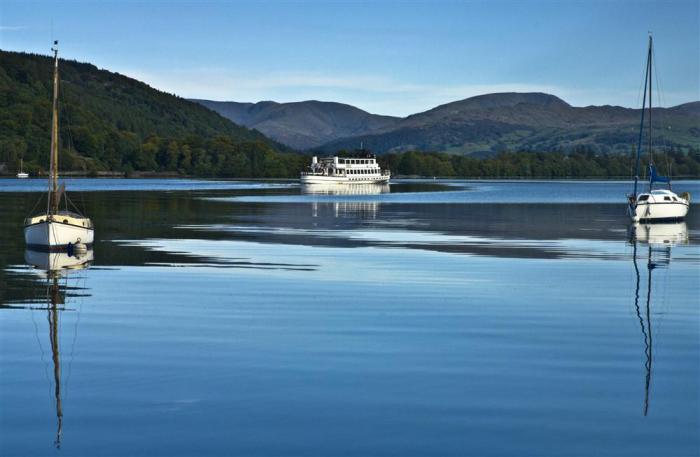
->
<box><xmin>649</xmin><ymin>165</ymin><xmax>670</xmax><ymax>184</ymax></box>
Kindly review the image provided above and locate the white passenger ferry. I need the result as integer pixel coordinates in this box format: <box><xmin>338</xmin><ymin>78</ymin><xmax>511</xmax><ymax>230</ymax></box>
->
<box><xmin>300</xmin><ymin>155</ymin><xmax>390</xmax><ymax>184</ymax></box>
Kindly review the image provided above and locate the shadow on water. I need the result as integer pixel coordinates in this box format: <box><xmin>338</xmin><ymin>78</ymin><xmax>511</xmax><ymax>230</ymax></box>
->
<box><xmin>628</xmin><ymin>222</ymin><xmax>688</xmax><ymax>417</ymax></box>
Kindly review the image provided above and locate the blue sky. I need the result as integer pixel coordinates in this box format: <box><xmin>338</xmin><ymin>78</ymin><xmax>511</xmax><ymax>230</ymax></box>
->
<box><xmin>1</xmin><ymin>0</ymin><xmax>698</xmax><ymax>116</ymax></box>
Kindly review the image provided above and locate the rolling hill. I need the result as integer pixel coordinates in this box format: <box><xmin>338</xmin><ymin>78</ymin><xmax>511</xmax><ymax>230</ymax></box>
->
<box><xmin>320</xmin><ymin>93</ymin><xmax>700</xmax><ymax>155</ymax></box>
<box><xmin>193</xmin><ymin>99</ymin><xmax>399</xmax><ymax>150</ymax></box>
<box><xmin>197</xmin><ymin>93</ymin><xmax>699</xmax><ymax>155</ymax></box>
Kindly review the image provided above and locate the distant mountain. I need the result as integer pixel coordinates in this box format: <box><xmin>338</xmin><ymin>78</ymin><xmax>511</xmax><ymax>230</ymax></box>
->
<box><xmin>196</xmin><ymin>92</ymin><xmax>699</xmax><ymax>155</ymax></box>
<box><xmin>0</xmin><ymin>50</ymin><xmax>287</xmax><ymax>175</ymax></box>
<box><xmin>193</xmin><ymin>99</ymin><xmax>399</xmax><ymax>150</ymax></box>
<box><xmin>320</xmin><ymin>93</ymin><xmax>700</xmax><ymax>155</ymax></box>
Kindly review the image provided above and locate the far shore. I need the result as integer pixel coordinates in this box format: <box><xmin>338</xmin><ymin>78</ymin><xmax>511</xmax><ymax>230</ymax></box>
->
<box><xmin>1</xmin><ymin>173</ymin><xmax>699</xmax><ymax>182</ymax></box>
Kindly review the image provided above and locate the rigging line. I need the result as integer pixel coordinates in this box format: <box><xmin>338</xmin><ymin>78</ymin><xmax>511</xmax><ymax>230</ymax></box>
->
<box><xmin>653</xmin><ymin>262</ymin><xmax>670</xmax><ymax>343</ymax></box>
<box><xmin>635</xmin><ymin>42</ymin><xmax>649</xmax><ymax>109</ymax></box>
<box><xmin>651</xmin><ymin>45</ymin><xmax>672</xmax><ymax>176</ymax></box>
<box><xmin>64</xmin><ymin>272</ymin><xmax>85</xmax><ymax>400</ymax></box>
<box><xmin>30</xmin><ymin>297</ymin><xmax>52</xmax><ymax>402</ymax></box>
<box><xmin>58</xmin><ymin>73</ymin><xmax>87</xmax><ymax>213</ymax></box>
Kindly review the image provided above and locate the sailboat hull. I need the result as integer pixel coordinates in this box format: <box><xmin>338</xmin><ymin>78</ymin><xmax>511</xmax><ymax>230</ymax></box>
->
<box><xmin>24</xmin><ymin>218</ymin><xmax>94</xmax><ymax>250</ymax></box>
<box><xmin>629</xmin><ymin>192</ymin><xmax>689</xmax><ymax>222</ymax></box>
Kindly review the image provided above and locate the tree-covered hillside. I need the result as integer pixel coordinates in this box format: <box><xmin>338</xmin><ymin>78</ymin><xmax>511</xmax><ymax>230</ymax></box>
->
<box><xmin>0</xmin><ymin>49</ymin><xmax>302</xmax><ymax>177</ymax></box>
<box><xmin>375</xmin><ymin>149</ymin><xmax>700</xmax><ymax>179</ymax></box>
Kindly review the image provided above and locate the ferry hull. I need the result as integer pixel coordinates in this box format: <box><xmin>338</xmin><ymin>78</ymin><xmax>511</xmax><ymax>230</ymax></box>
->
<box><xmin>24</xmin><ymin>220</ymin><xmax>94</xmax><ymax>250</ymax></box>
<box><xmin>300</xmin><ymin>175</ymin><xmax>390</xmax><ymax>185</ymax></box>
<box><xmin>629</xmin><ymin>201</ymin><xmax>689</xmax><ymax>222</ymax></box>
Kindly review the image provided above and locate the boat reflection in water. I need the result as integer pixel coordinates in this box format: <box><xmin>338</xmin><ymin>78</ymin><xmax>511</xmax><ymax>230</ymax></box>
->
<box><xmin>24</xmin><ymin>248</ymin><xmax>93</xmax><ymax>449</ymax></box>
<box><xmin>628</xmin><ymin>222</ymin><xmax>687</xmax><ymax>416</ymax></box>
<box><xmin>302</xmin><ymin>182</ymin><xmax>390</xmax><ymax>219</ymax></box>
<box><xmin>301</xmin><ymin>182</ymin><xmax>390</xmax><ymax>196</ymax></box>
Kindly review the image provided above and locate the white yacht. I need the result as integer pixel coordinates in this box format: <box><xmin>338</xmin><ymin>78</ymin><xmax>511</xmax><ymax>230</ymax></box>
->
<box><xmin>24</xmin><ymin>41</ymin><xmax>94</xmax><ymax>251</ymax></box>
<box><xmin>627</xmin><ymin>36</ymin><xmax>690</xmax><ymax>222</ymax></box>
<box><xmin>301</xmin><ymin>155</ymin><xmax>390</xmax><ymax>184</ymax></box>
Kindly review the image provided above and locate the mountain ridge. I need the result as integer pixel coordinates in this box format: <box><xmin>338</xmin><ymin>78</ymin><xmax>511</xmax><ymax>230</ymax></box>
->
<box><xmin>192</xmin><ymin>99</ymin><xmax>399</xmax><ymax>150</ymax></box>
<box><xmin>195</xmin><ymin>93</ymin><xmax>700</xmax><ymax>155</ymax></box>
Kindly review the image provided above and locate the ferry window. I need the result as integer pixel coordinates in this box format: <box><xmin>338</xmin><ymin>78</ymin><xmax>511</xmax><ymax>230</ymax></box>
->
<box><xmin>638</xmin><ymin>195</ymin><xmax>649</xmax><ymax>201</ymax></box>
<box><xmin>672</xmin><ymin>197</ymin><xmax>678</xmax><ymax>201</ymax></box>
<box><xmin>664</xmin><ymin>196</ymin><xmax>671</xmax><ymax>201</ymax></box>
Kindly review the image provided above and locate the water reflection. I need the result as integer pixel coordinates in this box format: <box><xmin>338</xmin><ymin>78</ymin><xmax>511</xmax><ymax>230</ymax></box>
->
<box><xmin>24</xmin><ymin>248</ymin><xmax>93</xmax><ymax>448</ymax></box>
<box><xmin>301</xmin><ymin>182</ymin><xmax>390</xmax><ymax>195</ymax></box>
<box><xmin>302</xmin><ymin>184</ymin><xmax>390</xmax><ymax>220</ymax></box>
<box><xmin>628</xmin><ymin>222</ymin><xmax>687</xmax><ymax>416</ymax></box>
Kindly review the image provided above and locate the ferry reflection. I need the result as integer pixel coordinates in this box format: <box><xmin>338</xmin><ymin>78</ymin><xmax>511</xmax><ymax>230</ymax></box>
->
<box><xmin>303</xmin><ymin>183</ymin><xmax>389</xmax><ymax>219</ymax></box>
<box><xmin>628</xmin><ymin>222</ymin><xmax>687</xmax><ymax>416</ymax></box>
<box><xmin>301</xmin><ymin>182</ymin><xmax>390</xmax><ymax>195</ymax></box>
<box><xmin>24</xmin><ymin>248</ymin><xmax>93</xmax><ymax>449</ymax></box>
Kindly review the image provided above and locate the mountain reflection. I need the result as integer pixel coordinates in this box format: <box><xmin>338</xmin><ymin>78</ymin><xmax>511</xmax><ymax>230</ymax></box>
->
<box><xmin>629</xmin><ymin>222</ymin><xmax>687</xmax><ymax>416</ymax></box>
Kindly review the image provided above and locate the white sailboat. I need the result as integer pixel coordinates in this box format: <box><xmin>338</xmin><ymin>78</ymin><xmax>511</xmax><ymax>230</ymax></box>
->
<box><xmin>17</xmin><ymin>158</ymin><xmax>29</xmax><ymax>178</ymax></box>
<box><xmin>23</xmin><ymin>41</ymin><xmax>94</xmax><ymax>250</ymax></box>
<box><xmin>627</xmin><ymin>36</ymin><xmax>690</xmax><ymax>222</ymax></box>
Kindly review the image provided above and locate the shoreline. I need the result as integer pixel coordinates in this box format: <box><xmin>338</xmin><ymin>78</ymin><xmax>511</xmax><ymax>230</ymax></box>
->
<box><xmin>1</xmin><ymin>174</ymin><xmax>698</xmax><ymax>182</ymax></box>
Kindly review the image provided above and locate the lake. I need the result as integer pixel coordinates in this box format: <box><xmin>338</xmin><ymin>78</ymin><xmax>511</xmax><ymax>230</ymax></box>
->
<box><xmin>1</xmin><ymin>178</ymin><xmax>698</xmax><ymax>456</ymax></box>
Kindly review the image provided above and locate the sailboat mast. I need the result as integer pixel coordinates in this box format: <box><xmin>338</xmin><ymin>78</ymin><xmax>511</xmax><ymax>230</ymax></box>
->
<box><xmin>633</xmin><ymin>37</ymin><xmax>652</xmax><ymax>198</ymax></box>
<box><xmin>48</xmin><ymin>42</ymin><xmax>60</xmax><ymax>215</ymax></box>
<box><xmin>647</xmin><ymin>35</ymin><xmax>653</xmax><ymax>191</ymax></box>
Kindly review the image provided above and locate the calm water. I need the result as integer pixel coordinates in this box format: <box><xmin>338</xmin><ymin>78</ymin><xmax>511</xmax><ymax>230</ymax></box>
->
<box><xmin>0</xmin><ymin>179</ymin><xmax>698</xmax><ymax>456</ymax></box>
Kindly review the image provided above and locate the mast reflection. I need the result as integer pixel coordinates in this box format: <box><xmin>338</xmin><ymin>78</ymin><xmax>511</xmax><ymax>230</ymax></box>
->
<box><xmin>24</xmin><ymin>248</ymin><xmax>93</xmax><ymax>448</ymax></box>
<box><xmin>628</xmin><ymin>222</ymin><xmax>687</xmax><ymax>416</ymax></box>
